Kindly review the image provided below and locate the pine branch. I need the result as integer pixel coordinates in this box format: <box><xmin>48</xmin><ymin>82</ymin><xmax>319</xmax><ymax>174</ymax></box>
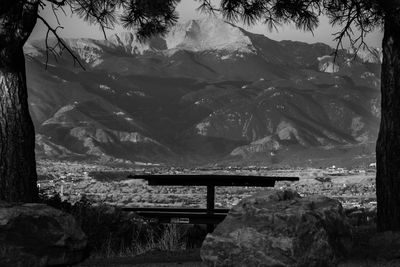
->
<box><xmin>37</xmin><ymin>14</ymin><xmax>86</xmax><ymax>70</ymax></box>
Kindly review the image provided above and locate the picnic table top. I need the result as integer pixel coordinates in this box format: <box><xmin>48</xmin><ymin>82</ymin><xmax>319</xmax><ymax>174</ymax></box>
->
<box><xmin>127</xmin><ymin>174</ymin><xmax>299</xmax><ymax>187</ymax></box>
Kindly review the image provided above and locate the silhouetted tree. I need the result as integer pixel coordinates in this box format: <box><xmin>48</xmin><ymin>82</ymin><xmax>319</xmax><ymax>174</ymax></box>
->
<box><xmin>0</xmin><ymin>0</ymin><xmax>398</xmax><ymax>233</ymax></box>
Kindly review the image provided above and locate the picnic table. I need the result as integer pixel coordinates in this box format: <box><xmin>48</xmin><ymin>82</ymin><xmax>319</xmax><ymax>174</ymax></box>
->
<box><xmin>123</xmin><ymin>174</ymin><xmax>299</xmax><ymax>232</ymax></box>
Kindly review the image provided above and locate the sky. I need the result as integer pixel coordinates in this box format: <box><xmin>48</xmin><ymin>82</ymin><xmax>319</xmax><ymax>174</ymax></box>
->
<box><xmin>31</xmin><ymin>0</ymin><xmax>383</xmax><ymax>48</ymax></box>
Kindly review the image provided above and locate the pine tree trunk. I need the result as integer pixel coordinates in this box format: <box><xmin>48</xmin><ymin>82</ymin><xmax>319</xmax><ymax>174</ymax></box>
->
<box><xmin>376</xmin><ymin>16</ymin><xmax>400</xmax><ymax>231</ymax></box>
<box><xmin>0</xmin><ymin>1</ymin><xmax>39</xmax><ymax>202</ymax></box>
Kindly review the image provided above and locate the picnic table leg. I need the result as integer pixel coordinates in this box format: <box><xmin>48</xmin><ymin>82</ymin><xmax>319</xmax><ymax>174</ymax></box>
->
<box><xmin>207</xmin><ymin>185</ymin><xmax>215</xmax><ymax>233</ymax></box>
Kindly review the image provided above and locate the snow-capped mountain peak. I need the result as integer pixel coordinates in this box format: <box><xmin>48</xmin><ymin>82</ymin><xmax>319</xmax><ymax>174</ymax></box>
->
<box><xmin>165</xmin><ymin>17</ymin><xmax>256</xmax><ymax>53</ymax></box>
<box><xmin>103</xmin><ymin>17</ymin><xmax>257</xmax><ymax>55</ymax></box>
<box><xmin>106</xmin><ymin>17</ymin><xmax>259</xmax><ymax>55</ymax></box>
<box><xmin>27</xmin><ymin>17</ymin><xmax>258</xmax><ymax>64</ymax></box>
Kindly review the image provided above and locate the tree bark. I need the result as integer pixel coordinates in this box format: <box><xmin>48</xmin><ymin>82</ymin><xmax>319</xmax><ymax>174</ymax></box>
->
<box><xmin>0</xmin><ymin>1</ymin><xmax>39</xmax><ymax>202</ymax></box>
<box><xmin>376</xmin><ymin>15</ymin><xmax>400</xmax><ymax>231</ymax></box>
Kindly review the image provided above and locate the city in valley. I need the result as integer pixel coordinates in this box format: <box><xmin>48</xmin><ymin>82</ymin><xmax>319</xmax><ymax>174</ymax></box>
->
<box><xmin>37</xmin><ymin>160</ymin><xmax>377</xmax><ymax>215</ymax></box>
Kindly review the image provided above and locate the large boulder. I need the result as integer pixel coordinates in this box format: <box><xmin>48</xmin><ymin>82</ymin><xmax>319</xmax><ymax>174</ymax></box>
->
<box><xmin>0</xmin><ymin>202</ymin><xmax>88</xmax><ymax>267</ymax></box>
<box><xmin>201</xmin><ymin>190</ymin><xmax>352</xmax><ymax>267</ymax></box>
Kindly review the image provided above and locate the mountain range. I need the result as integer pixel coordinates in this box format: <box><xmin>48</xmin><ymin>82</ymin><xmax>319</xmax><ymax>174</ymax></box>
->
<box><xmin>25</xmin><ymin>17</ymin><xmax>382</xmax><ymax>167</ymax></box>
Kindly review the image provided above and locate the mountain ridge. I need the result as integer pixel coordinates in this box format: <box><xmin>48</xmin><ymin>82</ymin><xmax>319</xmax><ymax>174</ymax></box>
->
<box><xmin>25</xmin><ymin>17</ymin><xmax>381</xmax><ymax>167</ymax></box>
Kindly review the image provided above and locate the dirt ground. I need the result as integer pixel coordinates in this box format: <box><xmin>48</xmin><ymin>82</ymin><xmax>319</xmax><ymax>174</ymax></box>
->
<box><xmin>79</xmin><ymin>261</ymin><xmax>204</xmax><ymax>267</ymax></box>
<box><xmin>78</xmin><ymin>251</ymin><xmax>400</xmax><ymax>267</ymax></box>
<box><xmin>77</xmin><ymin>249</ymin><xmax>204</xmax><ymax>267</ymax></box>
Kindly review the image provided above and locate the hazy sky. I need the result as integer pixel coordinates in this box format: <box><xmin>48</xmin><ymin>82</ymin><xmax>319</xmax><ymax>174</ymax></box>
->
<box><xmin>31</xmin><ymin>0</ymin><xmax>383</xmax><ymax>48</ymax></box>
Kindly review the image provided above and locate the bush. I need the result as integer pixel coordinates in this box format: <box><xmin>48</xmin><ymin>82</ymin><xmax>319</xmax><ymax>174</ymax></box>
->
<box><xmin>39</xmin><ymin>192</ymin><xmax>206</xmax><ymax>258</ymax></box>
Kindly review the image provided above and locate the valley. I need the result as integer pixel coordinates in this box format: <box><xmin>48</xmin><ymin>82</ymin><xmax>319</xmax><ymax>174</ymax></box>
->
<box><xmin>37</xmin><ymin>160</ymin><xmax>377</xmax><ymax>213</ymax></box>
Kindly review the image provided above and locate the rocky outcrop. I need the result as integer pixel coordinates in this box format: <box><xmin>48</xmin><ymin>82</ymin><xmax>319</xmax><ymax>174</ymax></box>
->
<box><xmin>0</xmin><ymin>202</ymin><xmax>87</xmax><ymax>267</ymax></box>
<box><xmin>201</xmin><ymin>190</ymin><xmax>352</xmax><ymax>267</ymax></box>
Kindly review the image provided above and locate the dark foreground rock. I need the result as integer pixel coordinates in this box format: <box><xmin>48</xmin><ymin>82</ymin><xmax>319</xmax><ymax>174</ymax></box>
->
<box><xmin>0</xmin><ymin>202</ymin><xmax>87</xmax><ymax>267</ymax></box>
<box><xmin>201</xmin><ymin>190</ymin><xmax>352</xmax><ymax>267</ymax></box>
<box><xmin>367</xmin><ymin>231</ymin><xmax>400</xmax><ymax>260</ymax></box>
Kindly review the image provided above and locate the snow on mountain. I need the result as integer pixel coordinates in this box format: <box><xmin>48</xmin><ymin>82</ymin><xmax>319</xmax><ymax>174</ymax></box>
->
<box><xmin>58</xmin><ymin>17</ymin><xmax>256</xmax><ymax>61</ymax></box>
<box><xmin>165</xmin><ymin>17</ymin><xmax>256</xmax><ymax>53</ymax></box>
<box><xmin>64</xmin><ymin>38</ymin><xmax>104</xmax><ymax>65</ymax></box>
<box><xmin>318</xmin><ymin>55</ymin><xmax>340</xmax><ymax>73</ymax></box>
<box><xmin>107</xmin><ymin>32</ymin><xmax>168</xmax><ymax>54</ymax></box>
<box><xmin>348</xmin><ymin>47</ymin><xmax>383</xmax><ymax>63</ymax></box>
<box><xmin>63</xmin><ymin>17</ymin><xmax>255</xmax><ymax>59</ymax></box>
<box><xmin>27</xmin><ymin>17</ymin><xmax>382</xmax><ymax>68</ymax></box>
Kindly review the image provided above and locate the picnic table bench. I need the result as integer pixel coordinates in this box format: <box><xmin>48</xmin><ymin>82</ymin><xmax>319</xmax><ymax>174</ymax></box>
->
<box><xmin>123</xmin><ymin>174</ymin><xmax>299</xmax><ymax>232</ymax></box>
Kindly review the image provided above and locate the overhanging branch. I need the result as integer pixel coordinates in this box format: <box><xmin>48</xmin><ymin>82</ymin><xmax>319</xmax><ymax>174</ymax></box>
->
<box><xmin>37</xmin><ymin>14</ymin><xmax>86</xmax><ymax>70</ymax></box>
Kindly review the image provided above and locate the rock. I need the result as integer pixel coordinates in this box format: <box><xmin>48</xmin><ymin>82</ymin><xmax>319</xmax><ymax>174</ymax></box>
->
<box><xmin>0</xmin><ymin>202</ymin><xmax>88</xmax><ymax>267</ymax></box>
<box><xmin>345</xmin><ymin>208</ymin><xmax>376</xmax><ymax>227</ymax></box>
<box><xmin>201</xmin><ymin>190</ymin><xmax>352</xmax><ymax>267</ymax></box>
<box><xmin>368</xmin><ymin>231</ymin><xmax>400</xmax><ymax>260</ymax></box>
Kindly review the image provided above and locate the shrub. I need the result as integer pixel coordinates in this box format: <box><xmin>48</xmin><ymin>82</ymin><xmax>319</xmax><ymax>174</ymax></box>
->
<box><xmin>39</xmin><ymin>192</ymin><xmax>206</xmax><ymax>258</ymax></box>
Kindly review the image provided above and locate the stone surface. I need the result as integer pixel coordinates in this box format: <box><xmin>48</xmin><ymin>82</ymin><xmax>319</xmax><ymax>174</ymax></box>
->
<box><xmin>201</xmin><ymin>190</ymin><xmax>352</xmax><ymax>267</ymax></box>
<box><xmin>368</xmin><ymin>231</ymin><xmax>400</xmax><ymax>260</ymax></box>
<box><xmin>0</xmin><ymin>202</ymin><xmax>87</xmax><ymax>267</ymax></box>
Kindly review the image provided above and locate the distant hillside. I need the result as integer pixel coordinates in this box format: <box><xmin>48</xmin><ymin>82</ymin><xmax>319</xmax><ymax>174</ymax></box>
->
<box><xmin>26</xmin><ymin>17</ymin><xmax>381</xmax><ymax>167</ymax></box>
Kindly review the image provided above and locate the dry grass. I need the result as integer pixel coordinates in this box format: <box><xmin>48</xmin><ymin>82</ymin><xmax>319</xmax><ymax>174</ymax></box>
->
<box><xmin>40</xmin><ymin>193</ymin><xmax>206</xmax><ymax>259</ymax></box>
<box><xmin>99</xmin><ymin>224</ymin><xmax>187</xmax><ymax>258</ymax></box>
